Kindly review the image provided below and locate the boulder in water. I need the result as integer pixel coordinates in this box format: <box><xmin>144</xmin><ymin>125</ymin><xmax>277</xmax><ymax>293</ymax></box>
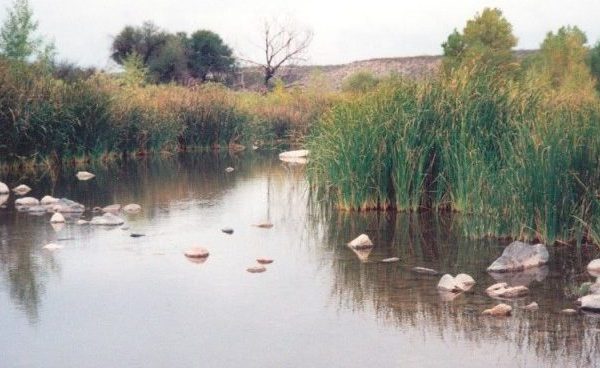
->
<box><xmin>487</xmin><ymin>241</ymin><xmax>549</xmax><ymax>273</ymax></box>
<box><xmin>52</xmin><ymin>198</ymin><xmax>85</xmax><ymax>213</ymax></box>
<box><xmin>0</xmin><ymin>182</ymin><xmax>9</xmax><ymax>194</ymax></box>
<box><xmin>347</xmin><ymin>234</ymin><xmax>373</xmax><ymax>250</ymax></box>
<box><xmin>522</xmin><ymin>302</ymin><xmax>539</xmax><ymax>311</ymax></box>
<box><xmin>482</xmin><ymin>303</ymin><xmax>512</xmax><ymax>317</ymax></box>
<box><xmin>102</xmin><ymin>204</ymin><xmax>121</xmax><ymax>213</ymax></box>
<box><xmin>12</xmin><ymin>184</ymin><xmax>31</xmax><ymax>195</ymax></box>
<box><xmin>184</xmin><ymin>247</ymin><xmax>209</xmax><ymax>259</ymax></box>
<box><xmin>76</xmin><ymin>219</ymin><xmax>89</xmax><ymax>225</ymax></box>
<box><xmin>15</xmin><ymin>197</ymin><xmax>39</xmax><ymax>206</ymax></box>
<box><xmin>486</xmin><ymin>284</ymin><xmax>529</xmax><ymax>298</ymax></box>
<box><xmin>279</xmin><ymin>150</ymin><xmax>309</xmax><ymax>159</ymax></box>
<box><xmin>41</xmin><ymin>195</ymin><xmax>59</xmax><ymax>205</ymax></box>
<box><xmin>90</xmin><ymin>212</ymin><xmax>125</xmax><ymax>226</ymax></box>
<box><xmin>254</xmin><ymin>223</ymin><xmax>273</xmax><ymax>229</ymax></box>
<box><xmin>221</xmin><ymin>228</ymin><xmax>234</xmax><ymax>234</ymax></box>
<box><xmin>225</xmin><ymin>167</ymin><xmax>235</xmax><ymax>173</ymax></box>
<box><xmin>50</xmin><ymin>212</ymin><xmax>65</xmax><ymax>223</ymax></box>
<box><xmin>437</xmin><ymin>273</ymin><xmax>475</xmax><ymax>292</ymax></box>
<box><xmin>257</xmin><ymin>258</ymin><xmax>273</xmax><ymax>264</ymax></box>
<box><xmin>247</xmin><ymin>265</ymin><xmax>267</xmax><ymax>273</ymax></box>
<box><xmin>578</xmin><ymin>294</ymin><xmax>600</xmax><ymax>313</ymax></box>
<box><xmin>123</xmin><ymin>204</ymin><xmax>141</xmax><ymax>214</ymax></box>
<box><xmin>381</xmin><ymin>257</ymin><xmax>400</xmax><ymax>263</ymax></box>
<box><xmin>42</xmin><ymin>243</ymin><xmax>63</xmax><ymax>251</ymax></box>
<box><xmin>411</xmin><ymin>266</ymin><xmax>439</xmax><ymax>275</ymax></box>
<box><xmin>587</xmin><ymin>259</ymin><xmax>600</xmax><ymax>275</ymax></box>
<box><xmin>76</xmin><ymin>171</ymin><xmax>95</xmax><ymax>181</ymax></box>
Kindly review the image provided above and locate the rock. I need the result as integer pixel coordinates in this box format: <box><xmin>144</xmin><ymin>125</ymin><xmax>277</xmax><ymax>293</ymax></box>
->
<box><xmin>587</xmin><ymin>259</ymin><xmax>600</xmax><ymax>274</ymax></box>
<box><xmin>487</xmin><ymin>241</ymin><xmax>549</xmax><ymax>273</ymax></box>
<box><xmin>437</xmin><ymin>274</ymin><xmax>460</xmax><ymax>292</ymax></box>
<box><xmin>381</xmin><ymin>257</ymin><xmax>400</xmax><ymax>263</ymax></box>
<box><xmin>12</xmin><ymin>184</ymin><xmax>31</xmax><ymax>195</ymax></box>
<box><xmin>279</xmin><ymin>150</ymin><xmax>309</xmax><ymax>159</ymax></box>
<box><xmin>437</xmin><ymin>273</ymin><xmax>475</xmax><ymax>292</ymax></box>
<box><xmin>486</xmin><ymin>284</ymin><xmax>529</xmax><ymax>298</ymax></box>
<box><xmin>225</xmin><ymin>167</ymin><xmax>235</xmax><ymax>173</ymax></box>
<box><xmin>50</xmin><ymin>212</ymin><xmax>65</xmax><ymax>223</ymax></box>
<box><xmin>121</xmin><ymin>225</ymin><xmax>130</xmax><ymax>230</ymax></box>
<box><xmin>247</xmin><ymin>265</ymin><xmax>267</xmax><ymax>273</ymax></box>
<box><xmin>590</xmin><ymin>282</ymin><xmax>600</xmax><ymax>295</ymax></box>
<box><xmin>42</xmin><ymin>243</ymin><xmax>63</xmax><ymax>251</ymax></box>
<box><xmin>221</xmin><ymin>228</ymin><xmax>234</xmax><ymax>234</ymax></box>
<box><xmin>347</xmin><ymin>234</ymin><xmax>373</xmax><ymax>250</ymax></box>
<box><xmin>411</xmin><ymin>267</ymin><xmax>439</xmax><ymax>275</ymax></box>
<box><xmin>184</xmin><ymin>247</ymin><xmax>210</xmax><ymax>259</ymax></box>
<box><xmin>123</xmin><ymin>204</ymin><xmax>141</xmax><ymax>214</ymax></box>
<box><xmin>257</xmin><ymin>258</ymin><xmax>273</xmax><ymax>264</ymax></box>
<box><xmin>76</xmin><ymin>171</ymin><xmax>95</xmax><ymax>181</ymax></box>
<box><xmin>279</xmin><ymin>156</ymin><xmax>308</xmax><ymax>164</ymax></box>
<box><xmin>40</xmin><ymin>195</ymin><xmax>59</xmax><ymax>205</ymax></box>
<box><xmin>522</xmin><ymin>302</ymin><xmax>539</xmax><ymax>311</ymax></box>
<box><xmin>0</xmin><ymin>194</ymin><xmax>8</xmax><ymax>206</ymax></box>
<box><xmin>349</xmin><ymin>247</ymin><xmax>372</xmax><ymax>262</ymax></box>
<box><xmin>561</xmin><ymin>308</ymin><xmax>577</xmax><ymax>314</ymax></box>
<box><xmin>51</xmin><ymin>222</ymin><xmax>65</xmax><ymax>232</ymax></box>
<box><xmin>254</xmin><ymin>223</ymin><xmax>273</xmax><ymax>229</ymax></box>
<box><xmin>455</xmin><ymin>273</ymin><xmax>476</xmax><ymax>289</ymax></box>
<box><xmin>130</xmin><ymin>233</ymin><xmax>145</xmax><ymax>238</ymax></box>
<box><xmin>52</xmin><ymin>198</ymin><xmax>85</xmax><ymax>213</ymax></box>
<box><xmin>578</xmin><ymin>294</ymin><xmax>600</xmax><ymax>312</ymax></box>
<box><xmin>15</xmin><ymin>197</ymin><xmax>39</xmax><ymax>206</ymax></box>
<box><xmin>482</xmin><ymin>303</ymin><xmax>512</xmax><ymax>317</ymax></box>
<box><xmin>90</xmin><ymin>212</ymin><xmax>125</xmax><ymax>226</ymax></box>
<box><xmin>76</xmin><ymin>220</ymin><xmax>89</xmax><ymax>225</ymax></box>
<box><xmin>102</xmin><ymin>204</ymin><xmax>121</xmax><ymax>213</ymax></box>
<box><xmin>0</xmin><ymin>182</ymin><xmax>9</xmax><ymax>194</ymax></box>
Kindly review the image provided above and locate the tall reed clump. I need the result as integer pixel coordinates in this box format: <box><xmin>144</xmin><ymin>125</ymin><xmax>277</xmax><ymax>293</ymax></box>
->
<box><xmin>307</xmin><ymin>63</ymin><xmax>600</xmax><ymax>245</ymax></box>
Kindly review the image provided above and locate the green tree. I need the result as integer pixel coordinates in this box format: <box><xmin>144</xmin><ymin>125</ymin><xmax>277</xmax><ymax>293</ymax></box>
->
<box><xmin>590</xmin><ymin>41</ymin><xmax>600</xmax><ymax>90</ymax></box>
<box><xmin>341</xmin><ymin>71</ymin><xmax>380</xmax><ymax>93</ymax></box>
<box><xmin>121</xmin><ymin>52</ymin><xmax>148</xmax><ymax>88</ymax></box>
<box><xmin>187</xmin><ymin>30</ymin><xmax>235</xmax><ymax>82</ymax></box>
<box><xmin>442</xmin><ymin>8</ymin><xmax>517</xmax><ymax>73</ymax></box>
<box><xmin>111</xmin><ymin>22</ymin><xmax>168</xmax><ymax>65</ymax></box>
<box><xmin>538</xmin><ymin>26</ymin><xmax>589</xmax><ymax>88</ymax></box>
<box><xmin>0</xmin><ymin>0</ymin><xmax>50</xmax><ymax>62</ymax></box>
<box><xmin>147</xmin><ymin>34</ymin><xmax>188</xmax><ymax>83</ymax></box>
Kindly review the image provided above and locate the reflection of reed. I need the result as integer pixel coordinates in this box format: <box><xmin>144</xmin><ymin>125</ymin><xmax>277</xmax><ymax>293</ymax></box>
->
<box><xmin>315</xmin><ymin>209</ymin><xmax>600</xmax><ymax>366</ymax></box>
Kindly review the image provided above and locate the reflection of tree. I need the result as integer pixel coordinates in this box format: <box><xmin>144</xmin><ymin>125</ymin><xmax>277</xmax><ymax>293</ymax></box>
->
<box><xmin>313</xmin><ymin>209</ymin><xmax>600</xmax><ymax>366</ymax></box>
<box><xmin>0</xmin><ymin>218</ymin><xmax>61</xmax><ymax>323</ymax></box>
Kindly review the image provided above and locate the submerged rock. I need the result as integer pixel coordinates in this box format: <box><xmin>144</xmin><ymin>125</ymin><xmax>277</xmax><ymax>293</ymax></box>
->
<box><xmin>50</xmin><ymin>212</ymin><xmax>65</xmax><ymax>223</ymax></box>
<box><xmin>522</xmin><ymin>302</ymin><xmax>539</xmax><ymax>311</ymax></box>
<box><xmin>42</xmin><ymin>243</ymin><xmax>63</xmax><ymax>251</ymax></box>
<box><xmin>488</xmin><ymin>265</ymin><xmax>549</xmax><ymax>287</ymax></box>
<box><xmin>257</xmin><ymin>258</ymin><xmax>274</xmax><ymax>264</ymax></box>
<box><xmin>26</xmin><ymin>205</ymin><xmax>47</xmax><ymax>213</ymax></box>
<box><xmin>52</xmin><ymin>198</ymin><xmax>85</xmax><ymax>213</ymax></box>
<box><xmin>411</xmin><ymin>267</ymin><xmax>439</xmax><ymax>275</ymax></box>
<box><xmin>247</xmin><ymin>265</ymin><xmax>267</xmax><ymax>273</ymax></box>
<box><xmin>0</xmin><ymin>182</ymin><xmax>9</xmax><ymax>194</ymax></box>
<box><xmin>123</xmin><ymin>203</ymin><xmax>142</xmax><ymax>214</ymax></box>
<box><xmin>225</xmin><ymin>167</ymin><xmax>235</xmax><ymax>173</ymax></box>
<box><xmin>102</xmin><ymin>204</ymin><xmax>121</xmax><ymax>213</ymax></box>
<box><xmin>561</xmin><ymin>309</ymin><xmax>577</xmax><ymax>314</ymax></box>
<box><xmin>279</xmin><ymin>150</ymin><xmax>309</xmax><ymax>159</ymax></box>
<box><xmin>130</xmin><ymin>233</ymin><xmax>145</xmax><ymax>238</ymax></box>
<box><xmin>381</xmin><ymin>257</ymin><xmax>400</xmax><ymax>263</ymax></box>
<box><xmin>486</xmin><ymin>283</ymin><xmax>529</xmax><ymax>298</ymax></box>
<box><xmin>40</xmin><ymin>195</ymin><xmax>59</xmax><ymax>205</ymax></box>
<box><xmin>90</xmin><ymin>212</ymin><xmax>125</xmax><ymax>226</ymax></box>
<box><xmin>347</xmin><ymin>234</ymin><xmax>373</xmax><ymax>250</ymax></box>
<box><xmin>76</xmin><ymin>171</ymin><xmax>95</xmax><ymax>181</ymax></box>
<box><xmin>15</xmin><ymin>197</ymin><xmax>39</xmax><ymax>206</ymax></box>
<box><xmin>482</xmin><ymin>303</ymin><xmax>512</xmax><ymax>317</ymax></box>
<box><xmin>487</xmin><ymin>241</ymin><xmax>549</xmax><ymax>273</ymax></box>
<box><xmin>184</xmin><ymin>247</ymin><xmax>209</xmax><ymax>259</ymax></box>
<box><xmin>76</xmin><ymin>219</ymin><xmax>89</xmax><ymax>225</ymax></box>
<box><xmin>12</xmin><ymin>184</ymin><xmax>31</xmax><ymax>195</ymax></box>
<box><xmin>221</xmin><ymin>228</ymin><xmax>234</xmax><ymax>234</ymax></box>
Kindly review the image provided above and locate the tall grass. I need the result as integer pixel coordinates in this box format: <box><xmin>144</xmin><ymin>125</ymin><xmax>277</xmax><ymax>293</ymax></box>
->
<box><xmin>308</xmin><ymin>64</ymin><xmax>600</xmax><ymax>245</ymax></box>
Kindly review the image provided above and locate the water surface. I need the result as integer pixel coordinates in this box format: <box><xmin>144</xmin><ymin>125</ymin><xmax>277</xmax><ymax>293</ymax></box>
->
<box><xmin>1</xmin><ymin>153</ymin><xmax>599</xmax><ymax>368</ymax></box>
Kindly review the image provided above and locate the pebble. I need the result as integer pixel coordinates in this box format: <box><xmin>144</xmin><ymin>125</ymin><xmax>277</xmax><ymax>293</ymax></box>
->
<box><xmin>247</xmin><ymin>265</ymin><xmax>267</xmax><ymax>273</ymax></box>
<box><xmin>221</xmin><ymin>228</ymin><xmax>234</xmax><ymax>234</ymax></box>
<box><xmin>257</xmin><ymin>258</ymin><xmax>273</xmax><ymax>264</ymax></box>
<box><xmin>184</xmin><ymin>247</ymin><xmax>210</xmax><ymax>259</ymax></box>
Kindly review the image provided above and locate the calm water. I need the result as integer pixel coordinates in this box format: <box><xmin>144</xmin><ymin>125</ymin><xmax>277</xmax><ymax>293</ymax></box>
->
<box><xmin>1</xmin><ymin>153</ymin><xmax>600</xmax><ymax>368</ymax></box>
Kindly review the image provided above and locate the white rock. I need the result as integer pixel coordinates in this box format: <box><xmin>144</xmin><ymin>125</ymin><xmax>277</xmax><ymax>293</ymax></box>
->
<box><xmin>247</xmin><ymin>265</ymin><xmax>267</xmax><ymax>273</ymax></box>
<box><xmin>561</xmin><ymin>309</ymin><xmax>577</xmax><ymax>314</ymax></box>
<box><xmin>279</xmin><ymin>156</ymin><xmax>308</xmax><ymax>164</ymax></box>
<box><xmin>0</xmin><ymin>182</ymin><xmax>9</xmax><ymax>194</ymax></box>
<box><xmin>347</xmin><ymin>234</ymin><xmax>373</xmax><ymax>249</ymax></box>
<box><xmin>42</xmin><ymin>243</ymin><xmax>63</xmax><ymax>250</ymax></box>
<box><xmin>12</xmin><ymin>184</ymin><xmax>31</xmax><ymax>195</ymax></box>
<box><xmin>411</xmin><ymin>267</ymin><xmax>439</xmax><ymax>275</ymax></box>
<box><xmin>51</xmin><ymin>223</ymin><xmax>65</xmax><ymax>232</ymax></box>
<box><xmin>587</xmin><ymin>259</ymin><xmax>600</xmax><ymax>272</ymax></box>
<box><xmin>90</xmin><ymin>212</ymin><xmax>125</xmax><ymax>226</ymax></box>
<box><xmin>579</xmin><ymin>294</ymin><xmax>600</xmax><ymax>312</ymax></box>
<box><xmin>123</xmin><ymin>203</ymin><xmax>141</xmax><ymax>214</ymax></box>
<box><xmin>225</xmin><ymin>167</ymin><xmax>235</xmax><ymax>173</ymax></box>
<box><xmin>455</xmin><ymin>273</ymin><xmax>476</xmax><ymax>290</ymax></box>
<box><xmin>102</xmin><ymin>204</ymin><xmax>121</xmax><ymax>213</ymax></box>
<box><xmin>486</xmin><ymin>284</ymin><xmax>529</xmax><ymax>298</ymax></box>
<box><xmin>52</xmin><ymin>198</ymin><xmax>85</xmax><ymax>213</ymax></box>
<box><xmin>76</xmin><ymin>220</ymin><xmax>89</xmax><ymax>225</ymax></box>
<box><xmin>522</xmin><ymin>302</ymin><xmax>539</xmax><ymax>311</ymax></box>
<box><xmin>486</xmin><ymin>282</ymin><xmax>508</xmax><ymax>293</ymax></box>
<box><xmin>184</xmin><ymin>247</ymin><xmax>210</xmax><ymax>258</ymax></box>
<box><xmin>257</xmin><ymin>258</ymin><xmax>274</xmax><ymax>264</ymax></box>
<box><xmin>26</xmin><ymin>205</ymin><xmax>47</xmax><ymax>213</ymax></box>
<box><xmin>278</xmin><ymin>150</ymin><xmax>309</xmax><ymax>159</ymax></box>
<box><xmin>487</xmin><ymin>241</ymin><xmax>549</xmax><ymax>272</ymax></box>
<box><xmin>76</xmin><ymin>171</ymin><xmax>95</xmax><ymax>181</ymax></box>
<box><xmin>0</xmin><ymin>194</ymin><xmax>8</xmax><ymax>206</ymax></box>
<box><xmin>437</xmin><ymin>274</ymin><xmax>460</xmax><ymax>292</ymax></box>
<box><xmin>41</xmin><ymin>195</ymin><xmax>59</xmax><ymax>205</ymax></box>
<box><xmin>381</xmin><ymin>257</ymin><xmax>400</xmax><ymax>263</ymax></box>
<box><xmin>50</xmin><ymin>212</ymin><xmax>65</xmax><ymax>223</ymax></box>
<box><xmin>15</xmin><ymin>197</ymin><xmax>39</xmax><ymax>206</ymax></box>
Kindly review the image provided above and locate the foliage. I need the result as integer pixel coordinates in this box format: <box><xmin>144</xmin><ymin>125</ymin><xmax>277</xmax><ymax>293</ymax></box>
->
<box><xmin>341</xmin><ymin>71</ymin><xmax>380</xmax><ymax>93</ymax></box>
<box><xmin>187</xmin><ymin>30</ymin><xmax>235</xmax><ymax>82</ymax></box>
<box><xmin>120</xmin><ymin>52</ymin><xmax>148</xmax><ymax>88</ymax></box>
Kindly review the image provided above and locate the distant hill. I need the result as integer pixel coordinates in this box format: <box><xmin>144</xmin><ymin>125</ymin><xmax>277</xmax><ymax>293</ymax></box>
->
<box><xmin>235</xmin><ymin>50</ymin><xmax>537</xmax><ymax>90</ymax></box>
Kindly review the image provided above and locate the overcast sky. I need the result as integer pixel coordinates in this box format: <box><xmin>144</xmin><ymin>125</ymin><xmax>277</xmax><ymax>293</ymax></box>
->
<box><xmin>2</xmin><ymin>0</ymin><xmax>600</xmax><ymax>69</ymax></box>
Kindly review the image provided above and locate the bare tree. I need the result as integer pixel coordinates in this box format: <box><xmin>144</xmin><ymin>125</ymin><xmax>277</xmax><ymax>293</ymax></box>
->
<box><xmin>244</xmin><ymin>20</ymin><xmax>313</xmax><ymax>89</ymax></box>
